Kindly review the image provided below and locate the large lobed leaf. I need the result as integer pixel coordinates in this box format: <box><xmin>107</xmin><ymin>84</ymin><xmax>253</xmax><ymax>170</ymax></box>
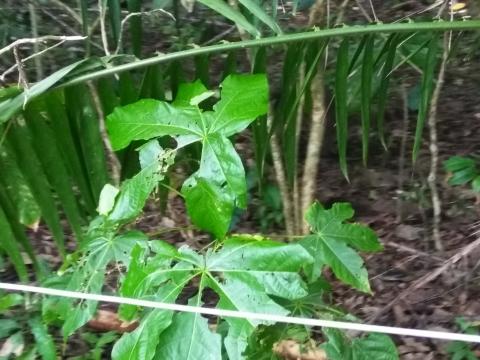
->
<box><xmin>300</xmin><ymin>202</ymin><xmax>382</xmax><ymax>293</ymax></box>
<box><xmin>112</xmin><ymin>236</ymin><xmax>312</xmax><ymax>360</ymax></box>
<box><xmin>107</xmin><ymin>74</ymin><xmax>268</xmax><ymax>239</ymax></box>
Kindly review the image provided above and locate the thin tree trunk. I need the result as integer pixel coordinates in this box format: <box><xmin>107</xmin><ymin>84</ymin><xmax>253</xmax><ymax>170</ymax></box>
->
<box><xmin>301</xmin><ymin>72</ymin><xmax>327</xmax><ymax>233</ymax></box>
<box><xmin>298</xmin><ymin>0</ymin><xmax>327</xmax><ymax>234</ymax></box>
<box><xmin>268</xmin><ymin>110</ymin><xmax>295</xmax><ymax>236</ymax></box>
<box><xmin>28</xmin><ymin>2</ymin><xmax>43</xmax><ymax>81</ymax></box>
<box><xmin>427</xmin><ymin>34</ymin><xmax>448</xmax><ymax>252</ymax></box>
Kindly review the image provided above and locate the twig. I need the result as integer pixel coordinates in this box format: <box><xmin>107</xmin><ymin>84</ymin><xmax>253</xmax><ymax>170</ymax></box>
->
<box><xmin>202</xmin><ymin>26</ymin><xmax>236</xmax><ymax>46</ymax></box>
<box><xmin>13</xmin><ymin>47</ymin><xmax>28</xmax><ymax>89</ymax></box>
<box><xmin>46</xmin><ymin>0</ymin><xmax>82</xmax><ymax>24</ymax></box>
<box><xmin>98</xmin><ymin>0</ymin><xmax>111</xmax><ymax>56</ymax></box>
<box><xmin>0</xmin><ymin>35</ymin><xmax>86</xmax><ymax>58</ymax></box>
<box><xmin>354</xmin><ymin>0</ymin><xmax>372</xmax><ymax>22</ymax></box>
<box><xmin>369</xmin><ymin>236</ymin><xmax>480</xmax><ymax>323</ymax></box>
<box><xmin>427</xmin><ymin>33</ymin><xmax>449</xmax><ymax>251</ymax></box>
<box><xmin>367</xmin><ymin>0</ymin><xmax>379</xmax><ymax>22</ymax></box>
<box><xmin>114</xmin><ymin>8</ymin><xmax>175</xmax><ymax>55</ymax></box>
<box><xmin>385</xmin><ymin>241</ymin><xmax>445</xmax><ymax>262</ymax></box>
<box><xmin>35</xmin><ymin>6</ymin><xmax>104</xmax><ymax>52</ymax></box>
<box><xmin>1</xmin><ymin>40</ymin><xmax>66</xmax><ymax>82</ymax></box>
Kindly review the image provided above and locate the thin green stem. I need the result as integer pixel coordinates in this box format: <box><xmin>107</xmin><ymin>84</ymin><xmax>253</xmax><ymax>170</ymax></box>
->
<box><xmin>60</xmin><ymin>20</ymin><xmax>480</xmax><ymax>88</ymax></box>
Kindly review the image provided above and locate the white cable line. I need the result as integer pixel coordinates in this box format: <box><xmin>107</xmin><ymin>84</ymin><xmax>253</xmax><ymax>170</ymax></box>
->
<box><xmin>1</xmin><ymin>282</ymin><xmax>480</xmax><ymax>343</ymax></box>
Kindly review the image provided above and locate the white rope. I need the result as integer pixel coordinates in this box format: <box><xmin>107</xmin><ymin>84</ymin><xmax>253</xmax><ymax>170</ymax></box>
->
<box><xmin>1</xmin><ymin>282</ymin><xmax>479</xmax><ymax>343</ymax></box>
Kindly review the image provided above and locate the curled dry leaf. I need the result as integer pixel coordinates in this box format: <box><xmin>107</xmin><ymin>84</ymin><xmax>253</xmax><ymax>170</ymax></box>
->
<box><xmin>88</xmin><ymin>310</ymin><xmax>139</xmax><ymax>333</ymax></box>
<box><xmin>273</xmin><ymin>340</ymin><xmax>327</xmax><ymax>360</ymax></box>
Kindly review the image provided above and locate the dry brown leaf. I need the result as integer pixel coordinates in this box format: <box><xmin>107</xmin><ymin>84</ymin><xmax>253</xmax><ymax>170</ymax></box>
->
<box><xmin>273</xmin><ymin>340</ymin><xmax>327</xmax><ymax>360</ymax></box>
<box><xmin>88</xmin><ymin>310</ymin><xmax>138</xmax><ymax>333</ymax></box>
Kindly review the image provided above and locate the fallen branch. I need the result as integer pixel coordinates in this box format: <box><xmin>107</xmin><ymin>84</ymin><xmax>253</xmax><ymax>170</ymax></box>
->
<box><xmin>370</xmin><ymin>236</ymin><xmax>480</xmax><ymax>323</ymax></box>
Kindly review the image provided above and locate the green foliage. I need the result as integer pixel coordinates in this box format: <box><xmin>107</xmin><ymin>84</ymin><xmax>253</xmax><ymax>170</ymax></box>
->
<box><xmin>446</xmin><ymin>318</ymin><xmax>480</xmax><ymax>360</ymax></box>
<box><xmin>107</xmin><ymin>74</ymin><xmax>268</xmax><ymax>238</ymax></box>
<box><xmin>321</xmin><ymin>328</ymin><xmax>398</xmax><ymax>359</ymax></box>
<box><xmin>34</xmin><ymin>74</ymin><xmax>390</xmax><ymax>359</ymax></box>
<box><xmin>444</xmin><ymin>156</ymin><xmax>480</xmax><ymax>192</ymax></box>
<box><xmin>300</xmin><ymin>202</ymin><xmax>382</xmax><ymax>292</ymax></box>
<box><xmin>0</xmin><ymin>292</ymin><xmax>57</xmax><ymax>359</ymax></box>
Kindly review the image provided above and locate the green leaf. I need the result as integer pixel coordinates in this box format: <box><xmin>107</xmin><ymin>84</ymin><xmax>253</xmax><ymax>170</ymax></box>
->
<box><xmin>0</xmin><ymin>293</ymin><xmax>23</xmax><ymax>311</ymax></box>
<box><xmin>116</xmin><ymin>236</ymin><xmax>309</xmax><ymax>360</ymax></box>
<box><xmin>0</xmin><ymin>319</ymin><xmax>20</xmax><ymax>339</ymax></box>
<box><xmin>376</xmin><ymin>34</ymin><xmax>401</xmax><ymax>148</ymax></box>
<box><xmin>413</xmin><ymin>34</ymin><xmax>439</xmax><ymax>162</ymax></box>
<box><xmin>237</xmin><ymin>0</ymin><xmax>282</xmax><ymax>35</ymax></box>
<box><xmin>182</xmin><ymin>177</ymin><xmax>234</xmax><ymax>239</ymax></box>
<box><xmin>322</xmin><ymin>329</ymin><xmax>398</xmax><ymax>360</ymax></box>
<box><xmin>472</xmin><ymin>176</ymin><xmax>480</xmax><ymax>193</ymax></box>
<box><xmin>197</xmin><ymin>0</ymin><xmax>260</xmax><ymax>37</ymax></box>
<box><xmin>154</xmin><ymin>311</ymin><xmax>222</xmax><ymax>360</ymax></box>
<box><xmin>172</xmin><ymin>81</ymin><xmax>209</xmax><ymax>108</ymax></box>
<box><xmin>4</xmin><ymin>124</ymin><xmax>65</xmax><ymax>255</ymax></box>
<box><xmin>24</xmin><ymin>102</ymin><xmax>85</xmax><ymax>242</ymax></box>
<box><xmin>351</xmin><ymin>333</ymin><xmax>398</xmax><ymax>360</ymax></box>
<box><xmin>0</xmin><ymin>147</ymin><xmax>41</xmax><ymax>227</ymax></box>
<box><xmin>107</xmin><ymin>74</ymin><xmax>268</xmax><ymax>238</ymax></box>
<box><xmin>60</xmin><ymin>229</ymin><xmax>148</xmax><ymax>338</ymax></box>
<box><xmin>300</xmin><ymin>202</ymin><xmax>381</xmax><ymax>292</ymax></box>
<box><xmin>28</xmin><ymin>317</ymin><xmax>56</xmax><ymax>360</ymax></box>
<box><xmin>444</xmin><ymin>156</ymin><xmax>478</xmax><ymax>185</ymax></box>
<box><xmin>335</xmin><ymin>38</ymin><xmax>350</xmax><ymax>180</ymax></box>
<box><xmin>113</xmin><ymin>254</ymin><xmax>192</xmax><ymax>360</ymax></box>
<box><xmin>107</xmin><ymin>99</ymin><xmax>203</xmax><ymax>151</ymax></box>
<box><xmin>360</xmin><ymin>35</ymin><xmax>374</xmax><ymax>165</ymax></box>
<box><xmin>0</xmin><ymin>59</ymin><xmax>98</xmax><ymax>123</ymax></box>
<box><xmin>97</xmin><ymin>184</ymin><xmax>120</xmax><ymax>215</ymax></box>
<box><xmin>210</xmin><ymin>74</ymin><xmax>268</xmax><ymax>136</ymax></box>
<box><xmin>113</xmin><ymin>310</ymin><xmax>174</xmax><ymax>360</ymax></box>
<box><xmin>206</xmin><ymin>237</ymin><xmax>311</xmax><ymax>358</ymax></box>
<box><xmin>0</xmin><ymin>181</ymin><xmax>38</xmax><ymax>273</ymax></box>
<box><xmin>64</xmin><ymin>85</ymin><xmax>109</xmax><ymax>203</ymax></box>
<box><xmin>108</xmin><ymin>140</ymin><xmax>175</xmax><ymax>222</ymax></box>
<box><xmin>44</xmin><ymin>90</ymin><xmax>96</xmax><ymax>213</ymax></box>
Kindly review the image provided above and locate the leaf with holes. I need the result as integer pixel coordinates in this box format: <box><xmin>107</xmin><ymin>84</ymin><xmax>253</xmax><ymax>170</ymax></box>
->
<box><xmin>107</xmin><ymin>74</ymin><xmax>268</xmax><ymax>238</ymax></box>
<box><xmin>113</xmin><ymin>235</ymin><xmax>311</xmax><ymax>360</ymax></box>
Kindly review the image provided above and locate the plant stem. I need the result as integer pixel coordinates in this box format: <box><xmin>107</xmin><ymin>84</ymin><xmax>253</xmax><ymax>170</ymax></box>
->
<box><xmin>60</xmin><ymin>20</ymin><xmax>480</xmax><ymax>88</ymax></box>
<box><xmin>28</xmin><ymin>2</ymin><xmax>43</xmax><ymax>81</ymax></box>
<box><xmin>301</xmin><ymin>72</ymin><xmax>327</xmax><ymax>234</ymax></box>
<box><xmin>427</xmin><ymin>33</ymin><xmax>448</xmax><ymax>252</ymax></box>
<box><xmin>87</xmin><ymin>82</ymin><xmax>121</xmax><ymax>186</ymax></box>
<box><xmin>268</xmin><ymin>111</ymin><xmax>295</xmax><ymax>236</ymax></box>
